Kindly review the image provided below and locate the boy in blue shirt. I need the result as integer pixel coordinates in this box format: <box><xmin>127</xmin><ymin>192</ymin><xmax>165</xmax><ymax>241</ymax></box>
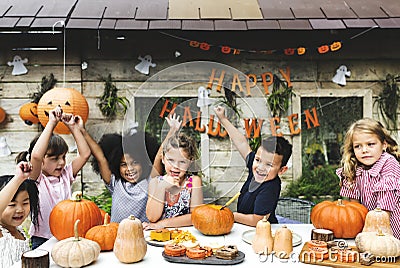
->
<box><xmin>215</xmin><ymin>106</ymin><xmax>292</xmax><ymax>227</ymax></box>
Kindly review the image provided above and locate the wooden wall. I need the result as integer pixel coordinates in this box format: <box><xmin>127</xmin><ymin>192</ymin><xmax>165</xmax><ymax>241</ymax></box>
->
<box><xmin>1</xmin><ymin>30</ymin><xmax>400</xmax><ymax>199</ymax></box>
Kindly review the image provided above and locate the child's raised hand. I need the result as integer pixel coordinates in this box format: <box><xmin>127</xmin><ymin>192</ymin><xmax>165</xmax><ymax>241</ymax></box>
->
<box><xmin>74</xmin><ymin>115</ymin><xmax>85</xmax><ymax>131</ymax></box>
<box><xmin>15</xmin><ymin>161</ymin><xmax>32</xmax><ymax>181</ymax></box>
<box><xmin>49</xmin><ymin>106</ymin><xmax>63</xmax><ymax>123</ymax></box>
<box><xmin>214</xmin><ymin>105</ymin><xmax>226</xmax><ymax>119</ymax></box>
<box><xmin>61</xmin><ymin>113</ymin><xmax>76</xmax><ymax>129</ymax></box>
<box><xmin>166</xmin><ymin>113</ymin><xmax>182</xmax><ymax>132</ymax></box>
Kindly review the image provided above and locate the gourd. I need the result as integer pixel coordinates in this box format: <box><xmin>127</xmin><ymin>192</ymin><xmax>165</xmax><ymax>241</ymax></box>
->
<box><xmin>114</xmin><ymin>215</ymin><xmax>147</xmax><ymax>263</ymax></box>
<box><xmin>49</xmin><ymin>191</ymin><xmax>102</xmax><ymax>240</ymax></box>
<box><xmin>252</xmin><ymin>216</ymin><xmax>274</xmax><ymax>254</ymax></box>
<box><xmin>85</xmin><ymin>213</ymin><xmax>119</xmax><ymax>251</ymax></box>
<box><xmin>191</xmin><ymin>204</ymin><xmax>234</xmax><ymax>235</ymax></box>
<box><xmin>272</xmin><ymin>226</ymin><xmax>293</xmax><ymax>259</ymax></box>
<box><xmin>355</xmin><ymin>229</ymin><xmax>400</xmax><ymax>257</ymax></box>
<box><xmin>310</xmin><ymin>199</ymin><xmax>368</xmax><ymax>238</ymax></box>
<box><xmin>362</xmin><ymin>207</ymin><xmax>393</xmax><ymax>235</ymax></box>
<box><xmin>51</xmin><ymin>220</ymin><xmax>101</xmax><ymax>268</ymax></box>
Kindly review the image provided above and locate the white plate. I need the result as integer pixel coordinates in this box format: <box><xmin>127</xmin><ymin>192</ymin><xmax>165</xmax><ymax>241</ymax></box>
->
<box><xmin>241</xmin><ymin>230</ymin><xmax>302</xmax><ymax>247</ymax></box>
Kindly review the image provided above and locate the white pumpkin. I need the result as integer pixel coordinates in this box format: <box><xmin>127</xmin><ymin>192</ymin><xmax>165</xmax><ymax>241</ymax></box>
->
<box><xmin>355</xmin><ymin>229</ymin><xmax>400</xmax><ymax>257</ymax></box>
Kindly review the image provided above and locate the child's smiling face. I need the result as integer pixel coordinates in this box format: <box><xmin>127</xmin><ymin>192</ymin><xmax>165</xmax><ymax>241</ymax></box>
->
<box><xmin>0</xmin><ymin>190</ymin><xmax>30</xmax><ymax>229</ymax></box>
<box><xmin>352</xmin><ymin>131</ymin><xmax>387</xmax><ymax>167</ymax></box>
<box><xmin>252</xmin><ymin>147</ymin><xmax>286</xmax><ymax>182</ymax></box>
<box><xmin>162</xmin><ymin>147</ymin><xmax>191</xmax><ymax>180</ymax></box>
<box><xmin>120</xmin><ymin>154</ymin><xmax>143</xmax><ymax>183</ymax></box>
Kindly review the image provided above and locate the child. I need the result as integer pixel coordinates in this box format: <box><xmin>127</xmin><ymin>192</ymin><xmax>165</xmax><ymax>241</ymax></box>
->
<box><xmin>16</xmin><ymin>106</ymin><xmax>90</xmax><ymax>249</ymax></box>
<box><xmin>214</xmin><ymin>106</ymin><xmax>292</xmax><ymax>227</ymax></box>
<box><xmin>0</xmin><ymin>162</ymin><xmax>39</xmax><ymax>268</ymax></box>
<box><xmin>143</xmin><ymin>115</ymin><xmax>203</xmax><ymax>230</ymax></box>
<box><xmin>78</xmin><ymin>116</ymin><xmax>160</xmax><ymax>223</ymax></box>
<box><xmin>336</xmin><ymin>118</ymin><xmax>400</xmax><ymax>239</ymax></box>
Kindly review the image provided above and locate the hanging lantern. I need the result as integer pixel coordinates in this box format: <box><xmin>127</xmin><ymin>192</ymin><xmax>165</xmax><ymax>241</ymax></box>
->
<box><xmin>19</xmin><ymin>102</ymin><xmax>39</xmax><ymax>125</ymax></box>
<box><xmin>318</xmin><ymin>45</ymin><xmax>330</xmax><ymax>54</ymax></box>
<box><xmin>297</xmin><ymin>47</ymin><xmax>306</xmax><ymax>55</ymax></box>
<box><xmin>0</xmin><ymin>107</ymin><xmax>6</xmax><ymax>124</ymax></box>
<box><xmin>37</xmin><ymin>88</ymin><xmax>89</xmax><ymax>134</ymax></box>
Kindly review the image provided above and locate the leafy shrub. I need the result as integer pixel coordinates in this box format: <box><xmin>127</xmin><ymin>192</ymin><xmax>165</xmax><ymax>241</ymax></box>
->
<box><xmin>84</xmin><ymin>188</ymin><xmax>112</xmax><ymax>215</ymax></box>
<box><xmin>282</xmin><ymin>165</ymin><xmax>341</xmax><ymax>203</ymax></box>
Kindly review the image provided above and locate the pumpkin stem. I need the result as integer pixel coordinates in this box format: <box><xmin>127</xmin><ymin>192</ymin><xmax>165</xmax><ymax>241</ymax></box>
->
<box><xmin>104</xmin><ymin>213</ymin><xmax>109</xmax><ymax>225</ymax></box>
<box><xmin>71</xmin><ymin>191</ymin><xmax>83</xmax><ymax>202</ymax></box>
<box><xmin>128</xmin><ymin>215</ymin><xmax>136</xmax><ymax>221</ymax></box>
<box><xmin>337</xmin><ymin>199</ymin><xmax>344</xmax><ymax>206</ymax></box>
<box><xmin>262</xmin><ymin>216</ymin><xmax>268</xmax><ymax>222</ymax></box>
<box><xmin>377</xmin><ymin>228</ymin><xmax>384</xmax><ymax>236</ymax></box>
<box><xmin>74</xmin><ymin>219</ymin><xmax>81</xmax><ymax>241</ymax></box>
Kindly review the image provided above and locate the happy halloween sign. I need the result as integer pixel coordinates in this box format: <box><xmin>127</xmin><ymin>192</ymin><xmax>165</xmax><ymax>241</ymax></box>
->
<box><xmin>159</xmin><ymin>67</ymin><xmax>320</xmax><ymax>138</ymax></box>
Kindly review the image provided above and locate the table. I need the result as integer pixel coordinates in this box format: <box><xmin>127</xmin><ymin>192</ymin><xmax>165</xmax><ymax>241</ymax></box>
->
<box><xmin>12</xmin><ymin>223</ymin><xmax>355</xmax><ymax>267</ymax></box>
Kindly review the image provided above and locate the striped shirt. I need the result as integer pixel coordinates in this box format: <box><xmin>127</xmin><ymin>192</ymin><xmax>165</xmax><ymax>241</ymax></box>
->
<box><xmin>337</xmin><ymin>152</ymin><xmax>400</xmax><ymax>239</ymax></box>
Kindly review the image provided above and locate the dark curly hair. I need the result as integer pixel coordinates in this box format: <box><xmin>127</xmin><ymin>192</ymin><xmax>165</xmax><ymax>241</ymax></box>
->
<box><xmin>0</xmin><ymin>175</ymin><xmax>40</xmax><ymax>230</ymax></box>
<box><xmin>91</xmin><ymin>131</ymin><xmax>159</xmax><ymax>181</ymax></box>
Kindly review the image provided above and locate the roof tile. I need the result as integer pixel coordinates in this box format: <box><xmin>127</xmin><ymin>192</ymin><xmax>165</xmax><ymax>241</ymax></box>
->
<box><xmin>31</xmin><ymin>17</ymin><xmax>67</xmax><ymax>28</ymax></box>
<box><xmin>215</xmin><ymin>20</ymin><xmax>247</xmax><ymax>30</ymax></box>
<box><xmin>246</xmin><ymin>20</ymin><xmax>280</xmax><ymax>30</ymax></box>
<box><xmin>182</xmin><ymin>20</ymin><xmax>214</xmax><ymax>30</ymax></box>
<box><xmin>375</xmin><ymin>18</ymin><xmax>400</xmax><ymax>28</ymax></box>
<box><xmin>343</xmin><ymin>19</ymin><xmax>378</xmax><ymax>28</ymax></box>
<box><xmin>0</xmin><ymin>17</ymin><xmax>19</xmax><ymax>28</ymax></box>
<box><xmin>67</xmin><ymin>19</ymin><xmax>100</xmax><ymax>29</ymax></box>
<box><xmin>309</xmin><ymin>19</ymin><xmax>346</xmax><ymax>29</ymax></box>
<box><xmin>279</xmin><ymin>20</ymin><xmax>312</xmax><ymax>30</ymax></box>
<box><xmin>115</xmin><ymin>19</ymin><xmax>149</xmax><ymax>30</ymax></box>
<box><xmin>149</xmin><ymin>20</ymin><xmax>181</xmax><ymax>29</ymax></box>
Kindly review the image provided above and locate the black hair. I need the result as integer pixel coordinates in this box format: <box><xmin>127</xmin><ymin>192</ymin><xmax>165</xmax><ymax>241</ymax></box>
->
<box><xmin>15</xmin><ymin>133</ymin><xmax>68</xmax><ymax>163</ymax></box>
<box><xmin>92</xmin><ymin>132</ymin><xmax>160</xmax><ymax>181</ymax></box>
<box><xmin>261</xmin><ymin>136</ymin><xmax>293</xmax><ymax>167</ymax></box>
<box><xmin>0</xmin><ymin>175</ymin><xmax>40</xmax><ymax>229</ymax></box>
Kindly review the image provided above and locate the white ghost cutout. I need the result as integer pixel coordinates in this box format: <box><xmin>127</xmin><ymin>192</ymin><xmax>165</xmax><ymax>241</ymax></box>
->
<box><xmin>197</xmin><ymin>86</ymin><xmax>213</xmax><ymax>108</ymax></box>
<box><xmin>332</xmin><ymin>65</ymin><xmax>351</xmax><ymax>86</ymax></box>
<box><xmin>0</xmin><ymin>136</ymin><xmax>11</xmax><ymax>157</ymax></box>
<box><xmin>7</xmin><ymin>55</ymin><xmax>28</xmax><ymax>75</ymax></box>
<box><xmin>135</xmin><ymin>55</ymin><xmax>156</xmax><ymax>75</ymax></box>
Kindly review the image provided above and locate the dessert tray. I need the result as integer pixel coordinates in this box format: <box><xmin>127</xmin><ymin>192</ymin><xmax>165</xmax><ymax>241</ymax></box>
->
<box><xmin>162</xmin><ymin>250</ymin><xmax>245</xmax><ymax>265</ymax></box>
<box><xmin>241</xmin><ymin>229</ymin><xmax>302</xmax><ymax>247</ymax></box>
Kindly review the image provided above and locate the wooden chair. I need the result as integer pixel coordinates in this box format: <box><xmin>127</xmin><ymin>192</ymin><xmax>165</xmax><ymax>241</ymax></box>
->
<box><xmin>275</xmin><ymin>197</ymin><xmax>315</xmax><ymax>224</ymax></box>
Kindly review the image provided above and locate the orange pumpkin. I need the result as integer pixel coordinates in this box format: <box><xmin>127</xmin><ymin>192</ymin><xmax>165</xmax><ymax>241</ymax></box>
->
<box><xmin>100</xmin><ymin>208</ymin><xmax>111</xmax><ymax>223</ymax></box>
<box><xmin>37</xmin><ymin>87</ymin><xmax>89</xmax><ymax>134</ymax></box>
<box><xmin>85</xmin><ymin>213</ymin><xmax>119</xmax><ymax>251</ymax></box>
<box><xmin>330</xmin><ymin>41</ymin><xmax>342</xmax><ymax>51</ymax></box>
<box><xmin>297</xmin><ymin>47</ymin><xmax>306</xmax><ymax>55</ymax></box>
<box><xmin>0</xmin><ymin>107</ymin><xmax>6</xmax><ymax>124</ymax></box>
<box><xmin>311</xmin><ymin>199</ymin><xmax>368</xmax><ymax>238</ymax></box>
<box><xmin>49</xmin><ymin>191</ymin><xmax>102</xmax><ymax>240</ymax></box>
<box><xmin>191</xmin><ymin>204</ymin><xmax>234</xmax><ymax>235</ymax></box>
<box><xmin>284</xmin><ymin>48</ymin><xmax>295</xmax><ymax>56</ymax></box>
<box><xmin>199</xmin><ymin>42</ymin><xmax>210</xmax><ymax>51</ymax></box>
<box><xmin>221</xmin><ymin>46</ymin><xmax>231</xmax><ymax>54</ymax></box>
<box><xmin>19</xmin><ymin>102</ymin><xmax>39</xmax><ymax>125</ymax></box>
<box><xmin>317</xmin><ymin>45</ymin><xmax>330</xmax><ymax>54</ymax></box>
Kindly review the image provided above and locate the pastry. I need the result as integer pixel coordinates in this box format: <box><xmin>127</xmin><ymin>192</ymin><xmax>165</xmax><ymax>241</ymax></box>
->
<box><xmin>186</xmin><ymin>247</ymin><xmax>206</xmax><ymax>259</ymax></box>
<box><xmin>150</xmin><ymin>228</ymin><xmax>171</xmax><ymax>241</ymax></box>
<box><xmin>170</xmin><ymin>228</ymin><xmax>182</xmax><ymax>240</ymax></box>
<box><xmin>307</xmin><ymin>240</ymin><xmax>328</xmax><ymax>250</ymax></box>
<box><xmin>164</xmin><ymin>243</ymin><xmax>186</xmax><ymax>257</ymax></box>
<box><xmin>215</xmin><ymin>245</ymin><xmax>238</xmax><ymax>260</ymax></box>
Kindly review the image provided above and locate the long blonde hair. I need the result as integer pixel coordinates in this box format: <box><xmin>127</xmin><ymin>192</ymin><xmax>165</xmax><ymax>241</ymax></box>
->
<box><xmin>340</xmin><ymin>118</ymin><xmax>399</xmax><ymax>184</ymax></box>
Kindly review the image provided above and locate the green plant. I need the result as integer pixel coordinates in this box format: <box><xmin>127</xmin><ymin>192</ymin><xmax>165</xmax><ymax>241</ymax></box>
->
<box><xmin>84</xmin><ymin>188</ymin><xmax>112</xmax><ymax>215</ymax></box>
<box><xmin>374</xmin><ymin>74</ymin><xmax>400</xmax><ymax>131</ymax></box>
<box><xmin>282</xmin><ymin>165</ymin><xmax>340</xmax><ymax>203</ymax></box>
<box><xmin>267</xmin><ymin>74</ymin><xmax>295</xmax><ymax>117</ymax></box>
<box><xmin>98</xmin><ymin>74</ymin><xmax>130</xmax><ymax>119</ymax></box>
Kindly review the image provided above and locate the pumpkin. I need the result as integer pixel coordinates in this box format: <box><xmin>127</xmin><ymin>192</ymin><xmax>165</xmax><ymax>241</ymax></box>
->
<box><xmin>355</xmin><ymin>229</ymin><xmax>400</xmax><ymax>257</ymax></box>
<box><xmin>189</xmin><ymin>41</ymin><xmax>199</xmax><ymax>47</ymax></box>
<box><xmin>252</xmin><ymin>216</ymin><xmax>274</xmax><ymax>254</ymax></box>
<box><xmin>310</xmin><ymin>199</ymin><xmax>368</xmax><ymax>238</ymax></box>
<box><xmin>272</xmin><ymin>225</ymin><xmax>293</xmax><ymax>259</ymax></box>
<box><xmin>0</xmin><ymin>107</ymin><xmax>6</xmax><ymax>124</ymax></box>
<box><xmin>362</xmin><ymin>207</ymin><xmax>393</xmax><ymax>235</ymax></box>
<box><xmin>37</xmin><ymin>87</ymin><xmax>89</xmax><ymax>134</ymax></box>
<box><xmin>19</xmin><ymin>102</ymin><xmax>39</xmax><ymax>125</ymax></box>
<box><xmin>51</xmin><ymin>220</ymin><xmax>101</xmax><ymax>268</ymax></box>
<box><xmin>114</xmin><ymin>215</ymin><xmax>147</xmax><ymax>263</ymax></box>
<box><xmin>85</xmin><ymin>213</ymin><xmax>119</xmax><ymax>251</ymax></box>
<box><xmin>317</xmin><ymin>45</ymin><xmax>330</xmax><ymax>54</ymax></box>
<box><xmin>49</xmin><ymin>191</ymin><xmax>102</xmax><ymax>240</ymax></box>
<box><xmin>297</xmin><ymin>47</ymin><xmax>306</xmax><ymax>55</ymax></box>
<box><xmin>199</xmin><ymin>42</ymin><xmax>210</xmax><ymax>51</ymax></box>
<box><xmin>221</xmin><ymin>46</ymin><xmax>231</xmax><ymax>54</ymax></box>
<box><xmin>284</xmin><ymin>48</ymin><xmax>295</xmax><ymax>56</ymax></box>
<box><xmin>191</xmin><ymin>204</ymin><xmax>234</xmax><ymax>235</ymax></box>
<box><xmin>330</xmin><ymin>41</ymin><xmax>342</xmax><ymax>51</ymax></box>
<box><xmin>100</xmin><ymin>208</ymin><xmax>111</xmax><ymax>223</ymax></box>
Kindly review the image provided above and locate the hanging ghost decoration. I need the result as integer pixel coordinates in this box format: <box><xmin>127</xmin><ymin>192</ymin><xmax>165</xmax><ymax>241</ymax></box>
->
<box><xmin>196</xmin><ymin>86</ymin><xmax>213</xmax><ymax>108</ymax></box>
<box><xmin>7</xmin><ymin>55</ymin><xmax>28</xmax><ymax>75</ymax></box>
<box><xmin>135</xmin><ymin>55</ymin><xmax>156</xmax><ymax>75</ymax></box>
<box><xmin>0</xmin><ymin>136</ymin><xmax>11</xmax><ymax>157</ymax></box>
<box><xmin>332</xmin><ymin>65</ymin><xmax>351</xmax><ymax>86</ymax></box>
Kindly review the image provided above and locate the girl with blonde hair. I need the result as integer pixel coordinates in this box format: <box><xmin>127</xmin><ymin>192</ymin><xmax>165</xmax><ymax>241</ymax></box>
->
<box><xmin>337</xmin><ymin>118</ymin><xmax>400</xmax><ymax>238</ymax></box>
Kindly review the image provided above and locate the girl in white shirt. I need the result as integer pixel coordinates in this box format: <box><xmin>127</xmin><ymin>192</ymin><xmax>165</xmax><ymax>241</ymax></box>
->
<box><xmin>0</xmin><ymin>162</ymin><xmax>39</xmax><ymax>268</ymax></box>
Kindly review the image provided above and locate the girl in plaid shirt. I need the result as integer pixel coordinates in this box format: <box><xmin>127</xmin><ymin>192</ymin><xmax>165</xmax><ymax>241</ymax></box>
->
<box><xmin>336</xmin><ymin>118</ymin><xmax>400</xmax><ymax>239</ymax></box>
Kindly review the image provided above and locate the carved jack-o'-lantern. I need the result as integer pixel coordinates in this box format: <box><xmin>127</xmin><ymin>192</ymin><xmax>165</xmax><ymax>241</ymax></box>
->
<box><xmin>199</xmin><ymin>42</ymin><xmax>210</xmax><ymax>51</ymax></box>
<box><xmin>37</xmin><ymin>88</ymin><xmax>89</xmax><ymax>134</ymax></box>
<box><xmin>19</xmin><ymin>102</ymin><xmax>39</xmax><ymax>125</ymax></box>
<box><xmin>221</xmin><ymin>46</ymin><xmax>231</xmax><ymax>54</ymax></box>
<box><xmin>189</xmin><ymin>41</ymin><xmax>200</xmax><ymax>47</ymax></box>
<box><xmin>297</xmin><ymin>47</ymin><xmax>306</xmax><ymax>55</ymax></box>
<box><xmin>330</xmin><ymin>41</ymin><xmax>342</xmax><ymax>51</ymax></box>
<box><xmin>318</xmin><ymin>45</ymin><xmax>330</xmax><ymax>54</ymax></box>
<box><xmin>284</xmin><ymin>48</ymin><xmax>295</xmax><ymax>56</ymax></box>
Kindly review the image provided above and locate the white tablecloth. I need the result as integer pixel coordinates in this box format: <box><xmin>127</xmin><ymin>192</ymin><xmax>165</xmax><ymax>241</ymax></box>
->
<box><xmin>12</xmin><ymin>223</ymin><xmax>355</xmax><ymax>267</ymax></box>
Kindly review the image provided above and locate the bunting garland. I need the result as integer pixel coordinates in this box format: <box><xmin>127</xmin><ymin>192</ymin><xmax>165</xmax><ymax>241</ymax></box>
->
<box><xmin>159</xmin><ymin>31</ymin><xmax>342</xmax><ymax>56</ymax></box>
